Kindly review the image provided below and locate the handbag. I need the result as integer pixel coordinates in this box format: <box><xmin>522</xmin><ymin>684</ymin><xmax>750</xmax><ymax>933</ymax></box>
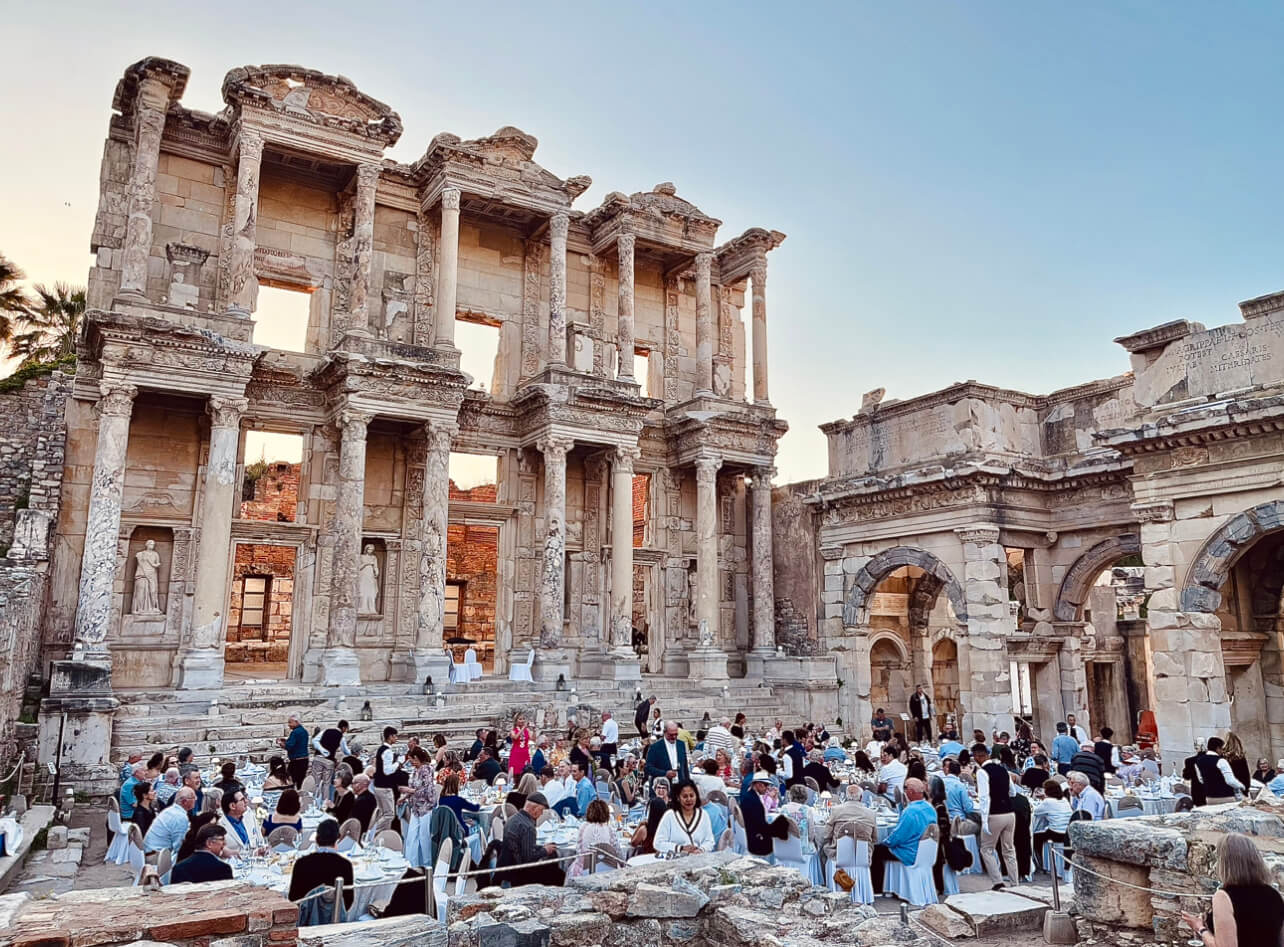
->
<box><xmin>945</xmin><ymin>837</ymin><xmax>973</xmax><ymax>872</ymax></box>
<box><xmin>832</xmin><ymin>867</ymin><xmax>855</xmax><ymax>891</ymax></box>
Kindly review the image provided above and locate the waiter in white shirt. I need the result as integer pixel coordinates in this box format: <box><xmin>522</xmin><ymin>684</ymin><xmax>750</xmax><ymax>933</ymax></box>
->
<box><xmin>599</xmin><ymin>711</ymin><xmax>619</xmax><ymax>772</ymax></box>
<box><xmin>1065</xmin><ymin>713</ymin><xmax>1089</xmax><ymax>745</ymax></box>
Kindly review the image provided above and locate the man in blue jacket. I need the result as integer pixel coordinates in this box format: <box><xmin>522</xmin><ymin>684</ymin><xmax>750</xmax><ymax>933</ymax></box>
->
<box><xmin>645</xmin><ymin>721</ymin><xmax>690</xmax><ymax>786</ymax></box>
<box><xmin>170</xmin><ymin>824</ymin><xmax>233</xmax><ymax>885</ymax></box>
<box><xmin>870</xmin><ymin>777</ymin><xmax>937</xmax><ymax>893</ymax></box>
<box><xmin>277</xmin><ymin>713</ymin><xmax>311</xmax><ymax>788</ymax></box>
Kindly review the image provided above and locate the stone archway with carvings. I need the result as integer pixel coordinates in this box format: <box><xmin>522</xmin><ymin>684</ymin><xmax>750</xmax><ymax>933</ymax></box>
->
<box><xmin>843</xmin><ymin>546</ymin><xmax>968</xmax><ymax>628</ymax></box>
<box><xmin>1053</xmin><ymin>532</ymin><xmax>1141</xmax><ymax>622</ymax></box>
<box><xmin>1181</xmin><ymin>500</ymin><xmax>1284</xmax><ymax>612</ymax></box>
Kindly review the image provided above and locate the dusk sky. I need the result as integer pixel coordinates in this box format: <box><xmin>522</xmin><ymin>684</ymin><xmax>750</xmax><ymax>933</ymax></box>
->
<box><xmin>3</xmin><ymin>2</ymin><xmax>1283</xmax><ymax>482</ymax></box>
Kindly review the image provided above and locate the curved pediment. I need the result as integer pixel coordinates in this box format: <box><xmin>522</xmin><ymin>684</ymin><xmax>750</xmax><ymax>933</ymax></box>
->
<box><xmin>222</xmin><ymin>64</ymin><xmax>402</xmax><ymax>146</ymax></box>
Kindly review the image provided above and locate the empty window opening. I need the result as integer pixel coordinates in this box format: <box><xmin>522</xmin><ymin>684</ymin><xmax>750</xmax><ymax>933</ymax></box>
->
<box><xmin>632</xmin><ymin>473</ymin><xmax>650</xmax><ymax>548</ymax></box>
<box><xmin>253</xmin><ymin>284</ymin><xmax>313</xmax><ymax>353</ymax></box>
<box><xmin>634</xmin><ymin>349</ymin><xmax>652</xmax><ymax>398</ymax></box>
<box><xmin>449</xmin><ymin>452</ymin><xmax>498</xmax><ymax>502</ymax></box>
<box><xmin>241</xmin><ymin>431</ymin><xmax>303</xmax><ymax>522</ymax></box>
<box><xmin>456</xmin><ymin>317</ymin><xmax>501</xmax><ymax>393</ymax></box>
<box><xmin>446</xmin><ymin>525</ymin><xmax>498</xmax><ymax>669</ymax></box>
<box><xmin>1009</xmin><ymin>660</ymin><xmax>1034</xmax><ymax>716</ymax></box>
<box><xmin>226</xmin><ymin>543</ymin><xmax>296</xmax><ymax>679</ymax></box>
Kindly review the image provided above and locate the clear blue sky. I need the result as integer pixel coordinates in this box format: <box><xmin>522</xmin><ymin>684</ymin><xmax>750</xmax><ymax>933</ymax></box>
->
<box><xmin>3</xmin><ymin>1</ymin><xmax>1282</xmax><ymax>482</ymax></box>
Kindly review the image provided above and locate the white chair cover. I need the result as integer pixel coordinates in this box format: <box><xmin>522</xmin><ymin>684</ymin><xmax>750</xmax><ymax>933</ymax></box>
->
<box><xmin>464</xmin><ymin>648</ymin><xmax>483</xmax><ymax>681</ymax></box>
<box><xmin>508</xmin><ymin>649</ymin><xmax>535</xmax><ymax>683</ymax></box>
<box><xmin>882</xmin><ymin>838</ymin><xmax>939</xmax><ymax>906</ymax></box>
<box><xmin>826</xmin><ymin>835</ymin><xmax>874</xmax><ymax>905</ymax></box>
<box><xmin>772</xmin><ymin>829</ymin><xmax>822</xmax><ymax>885</ymax></box>
<box><xmin>105</xmin><ymin>806</ymin><xmax>131</xmax><ymax>864</ymax></box>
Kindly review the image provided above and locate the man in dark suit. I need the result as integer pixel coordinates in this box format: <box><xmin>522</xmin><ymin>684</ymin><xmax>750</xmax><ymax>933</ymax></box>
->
<box><xmin>472</xmin><ymin>747</ymin><xmax>503</xmax><ymax>784</ymax></box>
<box><xmin>288</xmin><ymin>819</ymin><xmax>354</xmax><ymax>911</ymax></box>
<box><xmin>740</xmin><ymin>772</ymin><xmax>788</xmax><ymax>856</ymax></box>
<box><xmin>170</xmin><ymin>823</ymin><xmax>233</xmax><ymax>885</ymax></box>
<box><xmin>909</xmin><ymin>685</ymin><xmax>933</xmax><ymax>743</ymax></box>
<box><xmin>348</xmin><ymin>773</ymin><xmax>379</xmax><ymax>834</ymax></box>
<box><xmin>634</xmin><ymin>696</ymin><xmax>657</xmax><ymax>739</ymax></box>
<box><xmin>644</xmin><ymin>721</ymin><xmax>690</xmax><ymax>786</ymax></box>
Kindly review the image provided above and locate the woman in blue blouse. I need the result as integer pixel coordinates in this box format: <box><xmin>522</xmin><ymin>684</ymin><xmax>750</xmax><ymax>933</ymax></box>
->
<box><xmin>437</xmin><ymin>773</ymin><xmax>481</xmax><ymax>828</ymax></box>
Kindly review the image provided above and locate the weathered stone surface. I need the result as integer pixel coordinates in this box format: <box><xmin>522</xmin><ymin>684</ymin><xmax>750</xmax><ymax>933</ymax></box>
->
<box><xmin>627</xmin><ymin>882</ymin><xmax>709</xmax><ymax>918</ymax></box>
<box><xmin>917</xmin><ymin>902</ymin><xmax>975</xmax><ymax>938</ymax></box>
<box><xmin>943</xmin><ymin>891</ymin><xmax>1047</xmax><ymax>935</ymax></box>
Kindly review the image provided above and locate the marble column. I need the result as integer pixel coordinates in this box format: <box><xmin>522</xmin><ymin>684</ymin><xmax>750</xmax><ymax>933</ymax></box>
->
<box><xmin>323</xmin><ymin>409</ymin><xmax>371</xmax><ymax>685</ymax></box>
<box><xmin>410</xmin><ymin>420</ymin><xmax>456</xmax><ymax>684</ymax></box>
<box><xmin>226</xmin><ymin>131</ymin><xmax>265</xmax><ymax>316</ymax></box>
<box><xmin>348</xmin><ymin>162</ymin><xmax>380</xmax><ymax>331</ymax></box>
<box><xmin>117</xmin><ymin>78</ymin><xmax>171</xmax><ymax>299</ymax></box>
<box><xmin>548</xmin><ymin>213</ymin><xmax>569</xmax><ymax>368</ymax></box>
<box><xmin>178</xmin><ymin>396</ymin><xmax>247</xmax><ymax>689</ymax></box>
<box><xmin>694</xmin><ymin>453</ymin><xmax>722</xmax><ymax>643</ymax></box>
<box><xmin>694</xmin><ymin>252</ymin><xmax>714</xmax><ymax>395</ymax></box>
<box><xmin>72</xmin><ymin>384</ymin><xmax>138</xmax><ymax>661</ymax></box>
<box><xmin>616</xmin><ymin>233</ymin><xmax>636</xmax><ymax>381</ymax></box>
<box><xmin>750</xmin><ymin>466</ymin><xmax>776</xmax><ymax>654</ymax></box>
<box><xmin>538</xmin><ymin>435</ymin><xmax>574</xmax><ymax>648</ymax></box>
<box><xmin>955</xmin><ymin>524</ymin><xmax>1012</xmax><ymax>737</ymax></box>
<box><xmin>434</xmin><ymin>187</ymin><xmax>460</xmax><ymax>349</ymax></box>
<box><xmin>610</xmin><ymin>446</ymin><xmax>641</xmax><ymax>653</ymax></box>
<box><xmin>750</xmin><ymin>260</ymin><xmax>770</xmax><ymax>404</ymax></box>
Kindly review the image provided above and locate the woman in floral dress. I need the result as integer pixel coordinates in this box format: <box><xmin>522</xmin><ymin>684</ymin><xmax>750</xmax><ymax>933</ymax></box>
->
<box><xmin>401</xmin><ymin>747</ymin><xmax>439</xmax><ymax>868</ymax></box>
<box><xmin>508</xmin><ymin>713</ymin><xmax>532</xmax><ymax>776</ymax></box>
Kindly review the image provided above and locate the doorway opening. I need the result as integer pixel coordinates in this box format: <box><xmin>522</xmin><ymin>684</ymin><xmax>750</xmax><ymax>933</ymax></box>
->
<box><xmin>241</xmin><ymin>431</ymin><xmax>303</xmax><ymax>523</ymax></box>
<box><xmin>225</xmin><ymin>543</ymin><xmax>297</xmax><ymax>679</ymax></box>
<box><xmin>253</xmin><ymin>284</ymin><xmax>313</xmax><ymax>353</ymax></box>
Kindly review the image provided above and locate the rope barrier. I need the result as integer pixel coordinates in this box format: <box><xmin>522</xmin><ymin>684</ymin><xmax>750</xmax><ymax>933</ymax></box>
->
<box><xmin>0</xmin><ymin>751</ymin><xmax>27</xmax><ymax>784</ymax></box>
<box><xmin>1051</xmin><ymin>848</ymin><xmax>1214</xmax><ymax>900</ymax></box>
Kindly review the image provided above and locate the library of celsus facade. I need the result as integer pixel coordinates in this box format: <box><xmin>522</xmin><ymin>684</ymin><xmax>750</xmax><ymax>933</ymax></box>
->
<box><xmin>41</xmin><ymin>57</ymin><xmax>787</xmax><ymax>698</ymax></box>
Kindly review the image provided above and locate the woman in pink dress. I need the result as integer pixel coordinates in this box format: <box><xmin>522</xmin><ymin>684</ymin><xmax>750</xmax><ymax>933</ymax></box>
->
<box><xmin>508</xmin><ymin>713</ymin><xmax>532</xmax><ymax>776</ymax></box>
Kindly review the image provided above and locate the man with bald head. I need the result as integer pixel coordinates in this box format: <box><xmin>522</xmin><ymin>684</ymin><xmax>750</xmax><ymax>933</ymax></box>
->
<box><xmin>144</xmin><ymin>785</ymin><xmax>198</xmax><ymax>858</ymax></box>
<box><xmin>348</xmin><ymin>772</ymin><xmax>378</xmax><ymax>834</ymax></box>
<box><xmin>870</xmin><ymin>777</ymin><xmax>939</xmax><ymax>895</ymax></box>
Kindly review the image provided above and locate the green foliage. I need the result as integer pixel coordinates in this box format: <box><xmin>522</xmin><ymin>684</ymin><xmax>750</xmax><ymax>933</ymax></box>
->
<box><xmin>8</xmin><ymin>283</ymin><xmax>84</xmax><ymax>365</ymax></box>
<box><xmin>244</xmin><ymin>459</ymin><xmax>270</xmax><ymax>483</ymax></box>
<box><xmin>29</xmin><ymin>826</ymin><xmax>48</xmax><ymax>851</ymax></box>
<box><xmin>0</xmin><ymin>353</ymin><xmax>75</xmax><ymax>394</ymax></box>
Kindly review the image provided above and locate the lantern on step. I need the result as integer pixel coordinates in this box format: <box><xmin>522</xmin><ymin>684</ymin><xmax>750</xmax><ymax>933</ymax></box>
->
<box><xmin>555</xmin><ymin>674</ymin><xmax>566</xmax><ymax>692</ymax></box>
<box><xmin>360</xmin><ymin>700</ymin><xmax>373</xmax><ymax>722</ymax></box>
<box><xmin>424</xmin><ymin>676</ymin><xmax>435</xmax><ymax>696</ymax></box>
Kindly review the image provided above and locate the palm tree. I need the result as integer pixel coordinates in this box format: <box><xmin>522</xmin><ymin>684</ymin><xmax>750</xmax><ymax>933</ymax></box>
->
<box><xmin>0</xmin><ymin>254</ymin><xmax>30</xmax><ymax>346</ymax></box>
<box><xmin>9</xmin><ymin>282</ymin><xmax>84</xmax><ymax>365</ymax></box>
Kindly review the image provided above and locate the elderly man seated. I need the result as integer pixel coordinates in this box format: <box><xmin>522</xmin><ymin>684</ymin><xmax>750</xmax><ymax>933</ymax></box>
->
<box><xmin>1067</xmin><ymin>770</ymin><xmax>1106</xmax><ymax>821</ymax></box>
<box><xmin>870</xmin><ymin>777</ymin><xmax>937</xmax><ymax>895</ymax></box>
<box><xmin>144</xmin><ymin>786</ymin><xmax>197</xmax><ymax>858</ymax></box>
<box><xmin>497</xmin><ymin>793</ymin><xmax>565</xmax><ymax>887</ymax></box>
<box><xmin>819</xmin><ymin>784</ymin><xmax>877</xmax><ymax>861</ymax></box>
<box><xmin>154</xmin><ymin>767</ymin><xmax>182</xmax><ymax>809</ymax></box>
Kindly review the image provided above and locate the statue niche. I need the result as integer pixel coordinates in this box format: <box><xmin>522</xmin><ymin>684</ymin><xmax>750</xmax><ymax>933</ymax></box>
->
<box><xmin>122</xmin><ymin>526</ymin><xmax>174</xmax><ymax>626</ymax></box>
<box><xmin>358</xmin><ymin>538</ymin><xmax>386</xmax><ymax>616</ymax></box>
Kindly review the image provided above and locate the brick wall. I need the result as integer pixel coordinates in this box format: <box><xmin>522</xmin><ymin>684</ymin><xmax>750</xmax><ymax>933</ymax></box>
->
<box><xmin>226</xmin><ymin>544</ymin><xmax>296</xmax><ymax>663</ymax></box>
<box><xmin>0</xmin><ymin>366</ymin><xmax>72</xmax><ymax>553</ymax></box>
<box><xmin>240</xmin><ymin>461</ymin><xmax>300</xmax><ymax>522</ymax></box>
<box><xmin>632</xmin><ymin>473</ymin><xmax>648</xmax><ymax>547</ymax></box>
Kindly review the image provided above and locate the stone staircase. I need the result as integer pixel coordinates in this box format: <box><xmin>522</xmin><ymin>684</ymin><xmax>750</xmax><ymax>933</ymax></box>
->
<box><xmin>110</xmin><ymin>676</ymin><xmax>788</xmax><ymax>763</ymax></box>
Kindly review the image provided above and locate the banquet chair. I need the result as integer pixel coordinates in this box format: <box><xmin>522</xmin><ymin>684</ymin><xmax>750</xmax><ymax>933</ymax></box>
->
<box><xmin>592</xmin><ymin>842</ymin><xmax>626</xmax><ymax>873</ymax></box>
<box><xmin>266</xmin><ymin>825</ymin><xmax>298</xmax><ymax>850</ymax></box>
<box><xmin>375</xmin><ymin>828</ymin><xmax>404</xmax><ymax>852</ymax></box>
<box><xmin>156</xmin><ymin>848</ymin><xmax>173</xmax><ymax>885</ymax></box>
<box><xmin>729</xmin><ymin>803</ymin><xmax>748</xmax><ymax>855</ymax></box>
<box><xmin>827</xmin><ymin>834</ymin><xmax>874</xmax><ymax>905</ymax></box>
<box><xmin>105</xmin><ymin>798</ymin><xmax>131</xmax><ymax>864</ymax></box>
<box><xmin>882</xmin><ymin>834</ymin><xmax>939</xmax><ymax>907</ymax></box>
<box><xmin>1115</xmin><ymin>796</ymin><xmax>1143</xmax><ymax>818</ymax></box>
<box><xmin>300</xmin><ymin>775</ymin><xmax>317</xmax><ymax>796</ymax></box>
<box><xmin>126</xmin><ymin>823</ymin><xmax>147</xmax><ymax>885</ymax></box>
<box><xmin>297</xmin><ymin>826</ymin><xmax>314</xmax><ymax>850</ymax></box>
<box><xmin>771</xmin><ymin>816</ymin><xmax>821</xmax><ymax>883</ymax></box>
<box><xmin>464</xmin><ymin>648</ymin><xmax>483</xmax><ymax>681</ymax></box>
<box><xmin>716</xmin><ymin>827</ymin><xmax>735</xmax><ymax>851</ymax></box>
<box><xmin>432</xmin><ymin>838</ymin><xmax>472</xmax><ymax>923</ymax></box>
<box><xmin>509</xmin><ymin>649</ymin><xmax>535</xmax><ymax>683</ymax></box>
<box><xmin>337</xmin><ymin>817</ymin><xmax>363</xmax><ymax>852</ymax></box>
<box><xmin>804</xmin><ymin>777</ymin><xmax>820</xmax><ymax>793</ymax></box>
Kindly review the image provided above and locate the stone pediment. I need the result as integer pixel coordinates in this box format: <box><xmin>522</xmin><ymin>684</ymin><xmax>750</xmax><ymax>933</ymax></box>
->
<box><xmin>222</xmin><ymin>64</ymin><xmax>402</xmax><ymax>146</ymax></box>
<box><xmin>629</xmin><ymin>183</ymin><xmax>718</xmax><ymax>224</ymax></box>
<box><xmin>414</xmin><ymin>127</ymin><xmax>591</xmax><ymax>207</ymax></box>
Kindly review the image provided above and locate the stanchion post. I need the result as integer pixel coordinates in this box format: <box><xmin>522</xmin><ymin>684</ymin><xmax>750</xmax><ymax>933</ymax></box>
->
<box><xmin>1042</xmin><ymin>849</ymin><xmax>1078</xmax><ymax>944</ymax></box>
<box><xmin>332</xmin><ymin>876</ymin><xmax>344</xmax><ymax>924</ymax></box>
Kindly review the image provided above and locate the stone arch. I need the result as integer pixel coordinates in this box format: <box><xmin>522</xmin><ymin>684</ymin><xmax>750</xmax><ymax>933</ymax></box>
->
<box><xmin>867</xmin><ymin>629</ymin><xmax>910</xmax><ymax>664</ymax></box>
<box><xmin>1182</xmin><ymin>500</ymin><xmax>1284</xmax><ymax>612</ymax></box>
<box><xmin>843</xmin><ymin>546</ymin><xmax>967</xmax><ymax>627</ymax></box>
<box><xmin>1053</xmin><ymin>532</ymin><xmax>1142</xmax><ymax>622</ymax></box>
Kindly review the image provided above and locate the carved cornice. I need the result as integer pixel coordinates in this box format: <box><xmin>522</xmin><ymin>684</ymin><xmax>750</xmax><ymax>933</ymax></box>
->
<box><xmin>954</xmin><ymin>524</ymin><xmax>1000</xmax><ymax>544</ymax></box>
<box><xmin>1130</xmin><ymin>500</ymin><xmax>1174</xmax><ymax>523</ymax></box>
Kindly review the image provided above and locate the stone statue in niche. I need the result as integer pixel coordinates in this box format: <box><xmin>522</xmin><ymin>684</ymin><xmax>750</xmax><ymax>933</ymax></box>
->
<box><xmin>358</xmin><ymin>544</ymin><xmax>380</xmax><ymax>615</ymax></box>
<box><xmin>131</xmin><ymin>539</ymin><xmax>163</xmax><ymax>615</ymax></box>
<box><xmin>698</xmin><ymin>618</ymin><xmax>714</xmax><ymax>649</ymax></box>
<box><xmin>687</xmin><ymin>568</ymin><xmax>698</xmax><ymax>628</ymax></box>
<box><xmin>168</xmin><ymin>270</ymin><xmax>199</xmax><ymax>309</ymax></box>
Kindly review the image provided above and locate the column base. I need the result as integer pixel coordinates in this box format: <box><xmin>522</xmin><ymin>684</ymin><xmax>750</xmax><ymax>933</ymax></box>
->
<box><xmin>39</xmin><ymin>659</ymin><xmax>121</xmax><ymax>795</ymax></box>
<box><xmin>686</xmin><ymin>647</ymin><xmax>729</xmax><ymax>682</ymax></box>
<box><xmin>319</xmin><ymin>647</ymin><xmax>363</xmax><ymax>686</ymax></box>
<box><xmin>407</xmin><ymin>649</ymin><xmax>454</xmax><ymax>689</ymax></box>
<box><xmin>535</xmin><ymin>649</ymin><xmax>574</xmax><ymax>684</ymax></box>
<box><xmin>606</xmin><ymin>648</ymin><xmax>642</xmax><ymax>681</ymax></box>
<box><xmin>744</xmin><ymin>648</ymin><xmax>777</xmax><ymax>679</ymax></box>
<box><xmin>176</xmin><ymin>649</ymin><xmax>225</xmax><ymax>690</ymax></box>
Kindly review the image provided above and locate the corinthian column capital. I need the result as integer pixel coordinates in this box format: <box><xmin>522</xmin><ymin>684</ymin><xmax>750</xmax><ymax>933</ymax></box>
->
<box><xmin>207</xmin><ymin>396</ymin><xmax>248</xmax><ymax>429</ymax></box>
<box><xmin>550</xmin><ymin>212</ymin><xmax>570</xmax><ymax>239</ymax></box>
<box><xmin>694</xmin><ymin>453</ymin><xmax>722</xmax><ymax>484</ymax></box>
<box><xmin>614</xmin><ymin>444</ymin><xmax>641</xmax><ymax>474</ymax></box>
<box><xmin>98</xmin><ymin>384</ymin><xmax>139</xmax><ymax>418</ymax></box>
<box><xmin>537</xmin><ymin>434</ymin><xmax>575</xmax><ymax>460</ymax></box>
<box><xmin>355</xmin><ymin>162</ymin><xmax>381</xmax><ymax>192</ymax></box>
<box><xmin>694</xmin><ymin>252</ymin><xmax>713</xmax><ymax>279</ymax></box>
<box><xmin>441</xmin><ymin>186</ymin><xmax>461</xmax><ymax>212</ymax></box>
<box><xmin>337</xmin><ymin>409</ymin><xmax>373</xmax><ymax>440</ymax></box>
<box><xmin>237</xmin><ymin>129</ymin><xmax>265</xmax><ymax>163</ymax></box>
<box><xmin>423</xmin><ymin>419</ymin><xmax>458</xmax><ymax>453</ymax></box>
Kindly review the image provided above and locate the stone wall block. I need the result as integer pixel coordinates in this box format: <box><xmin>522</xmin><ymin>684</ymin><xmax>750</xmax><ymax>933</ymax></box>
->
<box><xmin>1147</xmin><ymin>588</ymin><xmax>1178</xmax><ymax>612</ymax></box>
<box><xmin>1181</xmin><ymin>586</ymin><xmax>1221</xmax><ymax>612</ymax></box>
<box><xmin>842</xmin><ymin>556</ymin><xmax>869</xmax><ymax>575</ymax></box>
<box><xmin>1153</xmin><ymin>676</ymin><xmax>1189</xmax><ymax>703</ymax></box>
<box><xmin>1143</xmin><ymin>567</ymin><xmax>1174</xmax><ymax>590</ymax></box>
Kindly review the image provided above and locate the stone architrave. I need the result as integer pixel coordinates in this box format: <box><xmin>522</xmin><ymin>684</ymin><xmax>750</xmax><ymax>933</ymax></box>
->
<box><xmin>410</xmin><ymin>421</ymin><xmax>456</xmax><ymax>684</ymax></box>
<box><xmin>954</xmin><ymin>524</ymin><xmax>1012</xmax><ymax>737</ymax></box>
<box><xmin>610</xmin><ymin>445</ymin><xmax>641</xmax><ymax>655</ymax></box>
<box><xmin>117</xmin><ymin>78</ymin><xmax>171</xmax><ymax>299</ymax></box>
<box><xmin>130</xmin><ymin>540</ymin><xmax>162</xmax><ymax>615</ymax></box>
<box><xmin>548</xmin><ymin>213</ymin><xmax>569</xmax><ymax>368</ymax></box>
<box><xmin>616</xmin><ymin>233</ymin><xmax>636</xmax><ymax>381</ymax></box>
<box><xmin>226</xmin><ymin>131</ymin><xmax>265</xmax><ymax>315</ymax></box>
<box><xmin>72</xmin><ymin>384</ymin><xmax>138</xmax><ymax>661</ymax></box>
<box><xmin>750</xmin><ymin>260</ymin><xmax>770</xmax><ymax>403</ymax></box>
<box><xmin>348</xmin><ymin>162</ymin><xmax>380</xmax><ymax>330</ymax></box>
<box><xmin>538</xmin><ymin>435</ymin><xmax>574</xmax><ymax>648</ymax></box>
<box><xmin>323</xmin><ymin>409</ymin><xmax>372</xmax><ymax>685</ymax></box>
<box><xmin>179</xmin><ymin>396</ymin><xmax>247</xmax><ymax>689</ymax></box>
<box><xmin>434</xmin><ymin>187</ymin><xmax>460</xmax><ymax>348</ymax></box>
<box><xmin>694</xmin><ymin>253</ymin><xmax>714</xmax><ymax>395</ymax></box>
<box><xmin>750</xmin><ymin>467</ymin><xmax>776</xmax><ymax>654</ymax></box>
